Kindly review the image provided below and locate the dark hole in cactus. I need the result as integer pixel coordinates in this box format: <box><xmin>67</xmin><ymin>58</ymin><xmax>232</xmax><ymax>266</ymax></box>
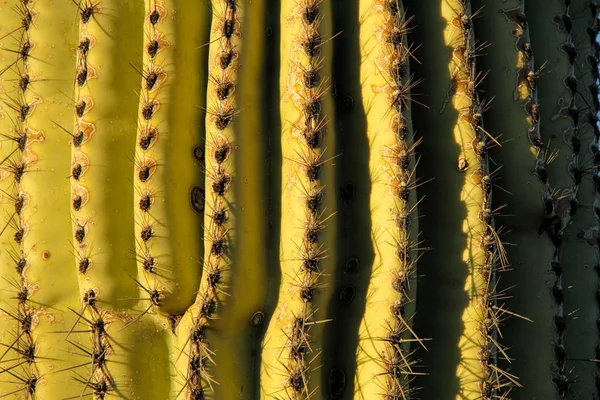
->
<box><xmin>190</xmin><ymin>187</ymin><xmax>204</xmax><ymax>214</ymax></box>
<box><xmin>303</xmin><ymin>125</ymin><xmax>322</xmax><ymax>149</ymax></box>
<box><xmin>345</xmin><ymin>257</ymin><xmax>359</xmax><ymax>272</ymax></box>
<box><xmin>145</xmin><ymin>71</ymin><xmax>158</xmax><ymax>91</ymax></box>
<box><xmin>306</xmin><ymin>191</ymin><xmax>322</xmax><ymax>214</ymax></box>
<box><xmin>14</xmin><ymin>227</ymin><xmax>24</xmax><ymax>244</ymax></box>
<box><xmin>20</xmin><ymin>40</ymin><xmax>31</xmax><ymax>61</ymax></box>
<box><xmin>551</xmin><ymin>260</ymin><xmax>562</xmax><ymax>277</ymax></box>
<box><xmin>143</xmin><ymin>256</ymin><xmax>155</xmax><ymax>273</ymax></box>
<box><xmin>214</xmin><ymin>142</ymin><xmax>231</xmax><ymax>163</ymax></box>
<box><xmin>78</xmin><ymin>38</ymin><xmax>90</xmax><ymax>56</ymax></box>
<box><xmin>83</xmin><ymin>289</ymin><xmax>96</xmax><ymax>306</ymax></box>
<box><xmin>220</xmin><ymin>50</ymin><xmax>234</xmax><ymax>69</ymax></box>
<box><xmin>22</xmin><ymin>10</ymin><xmax>32</xmax><ymax>31</ymax></box>
<box><xmin>571</xmin><ymin>134</ymin><xmax>580</xmax><ymax>154</ymax></box>
<box><xmin>569</xmin><ymin>197</ymin><xmax>578</xmax><ymax>216</ymax></box>
<box><xmin>302</xmin><ymin>5</ymin><xmax>318</xmax><ymax>25</ymax></box>
<box><xmin>571</xmin><ymin>166</ymin><xmax>584</xmax><ymax>186</ymax></box>
<box><xmin>139</xmin><ymin>193</ymin><xmax>152</xmax><ymax>212</ymax></box>
<box><xmin>141</xmin><ymin>226</ymin><xmax>153</xmax><ymax>242</ymax></box>
<box><xmin>302</xmin><ymin>254</ymin><xmax>318</xmax><ymax>273</ymax></box>
<box><xmin>304</xmin><ymin>69</ymin><xmax>319</xmax><ymax>89</ymax></box>
<box><xmin>72</xmin><ymin>164</ymin><xmax>83</xmax><ymax>180</ymax></box>
<box><xmin>139</xmin><ymin>127</ymin><xmax>157</xmax><ymax>151</ymax></box>
<box><xmin>15</xmin><ymin>130</ymin><xmax>27</xmax><ymax>152</ymax></box>
<box><xmin>150</xmin><ymin>290</ymin><xmax>163</xmax><ymax>306</ymax></box>
<box><xmin>340</xmin><ymin>95</ymin><xmax>354</xmax><ymax>113</ymax></box>
<box><xmin>561</xmin><ymin>13</ymin><xmax>572</xmax><ymax>34</ymax></box>
<box><xmin>305</xmin><ymin>223</ymin><xmax>319</xmax><ymax>244</ymax></box>
<box><xmin>211</xmin><ymin>237</ymin><xmax>226</xmax><ymax>257</ymax></box>
<box><xmin>535</xmin><ymin>162</ymin><xmax>548</xmax><ymax>185</ymax></box>
<box><xmin>225</xmin><ymin>0</ymin><xmax>237</xmax><ymax>10</ymax></box>
<box><xmin>386</xmin><ymin>28</ymin><xmax>403</xmax><ymax>48</ymax></box>
<box><xmin>190</xmin><ymin>387</ymin><xmax>205</xmax><ymax>400</ymax></box>
<box><xmin>21</xmin><ymin>312</ymin><xmax>32</xmax><ymax>333</ymax></box>
<box><xmin>302</xmin><ymin>34</ymin><xmax>322</xmax><ymax>57</ymax></box>
<box><xmin>15</xmin><ymin>193</ymin><xmax>24</xmax><ymax>215</ymax></box>
<box><xmin>20</xmin><ymin>104</ymin><xmax>30</xmax><ymax>121</ymax></box>
<box><xmin>73</xmin><ymin>131</ymin><xmax>84</xmax><ymax>147</ymax></box>
<box><xmin>75</xmin><ymin>100</ymin><xmax>87</xmax><ymax>118</ymax></box>
<box><xmin>212</xmin><ymin>208</ymin><xmax>227</xmax><ymax>226</ymax></box>
<box><xmin>300</xmin><ymin>285</ymin><xmax>314</xmax><ymax>302</ymax></box>
<box><xmin>142</xmin><ymin>102</ymin><xmax>155</xmax><ymax>120</ymax></box>
<box><xmin>92</xmin><ymin>318</ymin><xmax>106</xmax><ymax>336</ymax></box>
<box><xmin>288</xmin><ymin>369</ymin><xmax>304</xmax><ymax>393</ymax></box>
<box><xmin>306</xmin><ymin>160</ymin><xmax>321</xmax><ymax>182</ymax></box>
<box><xmin>216</xmin><ymin>80</ymin><xmax>234</xmax><ymax>100</ymax></box>
<box><xmin>75</xmin><ymin>225</ymin><xmax>86</xmax><ymax>243</ymax></box>
<box><xmin>200</xmin><ymin>298</ymin><xmax>216</xmax><ymax>318</ymax></box>
<box><xmin>392</xmin><ymin>276</ymin><xmax>407</xmax><ymax>294</ymax></box>
<box><xmin>149</xmin><ymin>9</ymin><xmax>160</xmax><ymax>25</ymax></box>
<box><xmin>147</xmin><ymin>40</ymin><xmax>159</xmax><ymax>58</ymax></box>
<box><xmin>223</xmin><ymin>19</ymin><xmax>235</xmax><ymax>39</ymax></box>
<box><xmin>81</xmin><ymin>5</ymin><xmax>95</xmax><ymax>24</ymax></box>
<box><xmin>339</xmin><ymin>285</ymin><xmax>356</xmax><ymax>304</ymax></box>
<box><xmin>214</xmin><ymin>109</ymin><xmax>234</xmax><ymax>130</ymax></box>
<box><xmin>207</xmin><ymin>268</ymin><xmax>221</xmax><ymax>288</ymax></box>
<box><xmin>568</xmin><ymin>105</ymin><xmax>579</xmax><ymax>126</ymax></box>
<box><xmin>565</xmin><ymin>76</ymin><xmax>577</xmax><ymax>96</ymax></box>
<box><xmin>138</xmin><ymin>165</ymin><xmax>151</xmax><ymax>182</ymax></box>
<box><xmin>212</xmin><ymin>173</ymin><xmax>232</xmax><ymax>196</ymax></box>
<box><xmin>167</xmin><ymin>315</ymin><xmax>182</xmax><ymax>333</ymax></box>
<box><xmin>77</xmin><ymin>67</ymin><xmax>88</xmax><ymax>87</ymax></box>
<box><xmin>562</xmin><ymin>43</ymin><xmax>576</xmax><ymax>65</ymax></box>
<box><xmin>290</xmin><ymin>341</ymin><xmax>308</xmax><ymax>360</ymax></box>
<box><xmin>25</xmin><ymin>376</ymin><xmax>37</xmax><ymax>395</ymax></box>
<box><xmin>554</xmin><ymin>315</ymin><xmax>566</xmax><ymax>335</ymax></box>
<box><xmin>193</xmin><ymin>145</ymin><xmax>204</xmax><ymax>161</ymax></box>
<box><xmin>12</xmin><ymin>162</ymin><xmax>25</xmax><ymax>183</ymax></box>
<box><xmin>540</xmin><ymin>216</ymin><xmax>563</xmax><ymax>248</ymax></box>
<box><xmin>340</xmin><ymin>182</ymin><xmax>355</xmax><ymax>203</ymax></box>
<box><xmin>92</xmin><ymin>346</ymin><xmax>107</xmax><ymax>368</ymax></box>
<box><xmin>552</xmin><ymin>282</ymin><xmax>563</xmax><ymax>305</ymax></box>
<box><xmin>20</xmin><ymin>74</ymin><xmax>30</xmax><ymax>92</ymax></box>
<box><xmin>250</xmin><ymin>311</ymin><xmax>264</xmax><ymax>327</ymax></box>
<box><xmin>16</xmin><ymin>258</ymin><xmax>27</xmax><ymax>274</ymax></box>
<box><xmin>17</xmin><ymin>287</ymin><xmax>29</xmax><ymax>303</ymax></box>
<box><xmin>386</xmin><ymin>0</ymin><xmax>399</xmax><ymax>16</ymax></box>
<box><xmin>192</xmin><ymin>325</ymin><xmax>205</xmax><ymax>344</ymax></box>
<box><xmin>73</xmin><ymin>195</ymin><xmax>82</xmax><ymax>211</ymax></box>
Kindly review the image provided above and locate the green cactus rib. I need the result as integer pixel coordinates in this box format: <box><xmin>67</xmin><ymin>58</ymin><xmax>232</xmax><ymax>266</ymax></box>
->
<box><xmin>564</xmin><ymin>1</ymin><xmax>600</xmax><ymax>397</ymax></box>
<box><xmin>352</xmin><ymin>1</ymin><xmax>422</xmax><ymax>398</ymax></box>
<box><xmin>471</xmin><ymin>1</ymin><xmax>560</xmax><ymax>398</ymax></box>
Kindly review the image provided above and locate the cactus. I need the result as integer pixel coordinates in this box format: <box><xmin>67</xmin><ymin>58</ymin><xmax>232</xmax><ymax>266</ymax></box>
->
<box><xmin>1</xmin><ymin>0</ymin><xmax>600</xmax><ymax>399</ymax></box>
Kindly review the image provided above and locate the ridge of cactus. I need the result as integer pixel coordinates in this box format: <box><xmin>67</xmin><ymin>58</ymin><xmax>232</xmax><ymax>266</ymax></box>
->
<box><xmin>353</xmin><ymin>0</ymin><xmax>423</xmax><ymax>398</ymax></box>
<box><xmin>261</xmin><ymin>0</ymin><xmax>338</xmax><ymax>398</ymax></box>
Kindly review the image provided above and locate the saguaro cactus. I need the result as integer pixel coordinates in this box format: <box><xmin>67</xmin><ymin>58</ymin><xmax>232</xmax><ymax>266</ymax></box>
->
<box><xmin>1</xmin><ymin>0</ymin><xmax>600</xmax><ymax>399</ymax></box>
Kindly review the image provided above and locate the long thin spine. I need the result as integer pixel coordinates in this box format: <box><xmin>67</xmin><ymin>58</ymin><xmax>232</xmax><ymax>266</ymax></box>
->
<box><xmin>353</xmin><ymin>1</ymin><xmax>421</xmax><ymax>398</ymax></box>
<box><xmin>260</xmin><ymin>0</ymin><xmax>338</xmax><ymax>397</ymax></box>
<box><xmin>471</xmin><ymin>0</ymin><xmax>559</xmax><ymax>397</ymax></box>
<box><xmin>439</xmin><ymin>1</ymin><xmax>513</xmax><ymax>398</ymax></box>
<box><xmin>132</xmin><ymin>0</ymin><xmax>205</xmax><ymax>317</ymax></box>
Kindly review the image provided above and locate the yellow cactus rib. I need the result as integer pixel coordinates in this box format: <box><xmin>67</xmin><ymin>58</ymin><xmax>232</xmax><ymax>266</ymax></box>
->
<box><xmin>261</xmin><ymin>0</ymin><xmax>338</xmax><ymax>398</ymax></box>
<box><xmin>175</xmin><ymin>1</ymin><xmax>271</xmax><ymax>395</ymax></box>
<box><xmin>354</xmin><ymin>1</ymin><xmax>422</xmax><ymax>398</ymax></box>
<box><xmin>14</xmin><ymin>1</ymin><xmax>84</xmax><ymax>398</ymax></box>
<box><xmin>438</xmin><ymin>2</ymin><xmax>514</xmax><ymax>398</ymax></box>
<box><xmin>132</xmin><ymin>0</ymin><xmax>205</xmax><ymax>317</ymax></box>
<box><xmin>0</xmin><ymin>1</ymin><xmax>43</xmax><ymax>397</ymax></box>
<box><xmin>471</xmin><ymin>0</ymin><xmax>558</xmax><ymax>397</ymax></box>
<box><xmin>70</xmin><ymin>0</ymin><xmax>142</xmax><ymax>308</ymax></box>
<box><xmin>68</xmin><ymin>1</ymin><xmax>152</xmax><ymax>397</ymax></box>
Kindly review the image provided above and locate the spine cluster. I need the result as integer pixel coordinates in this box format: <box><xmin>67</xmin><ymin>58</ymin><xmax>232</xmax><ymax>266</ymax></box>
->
<box><xmin>184</xmin><ymin>1</ymin><xmax>239</xmax><ymax>398</ymax></box>
<box><xmin>0</xmin><ymin>1</ymin><xmax>40</xmax><ymax>397</ymax></box>
<box><xmin>377</xmin><ymin>1</ymin><xmax>421</xmax><ymax>397</ymax></box>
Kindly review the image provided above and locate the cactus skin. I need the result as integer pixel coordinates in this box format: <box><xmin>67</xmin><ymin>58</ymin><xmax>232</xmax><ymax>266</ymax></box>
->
<box><xmin>3</xmin><ymin>1</ymin><xmax>600</xmax><ymax>399</ymax></box>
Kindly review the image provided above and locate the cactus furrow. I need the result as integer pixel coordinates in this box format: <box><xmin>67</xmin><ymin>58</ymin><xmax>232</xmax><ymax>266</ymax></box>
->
<box><xmin>261</xmin><ymin>0</ymin><xmax>338</xmax><ymax>398</ymax></box>
<box><xmin>353</xmin><ymin>1</ymin><xmax>422</xmax><ymax>398</ymax></box>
